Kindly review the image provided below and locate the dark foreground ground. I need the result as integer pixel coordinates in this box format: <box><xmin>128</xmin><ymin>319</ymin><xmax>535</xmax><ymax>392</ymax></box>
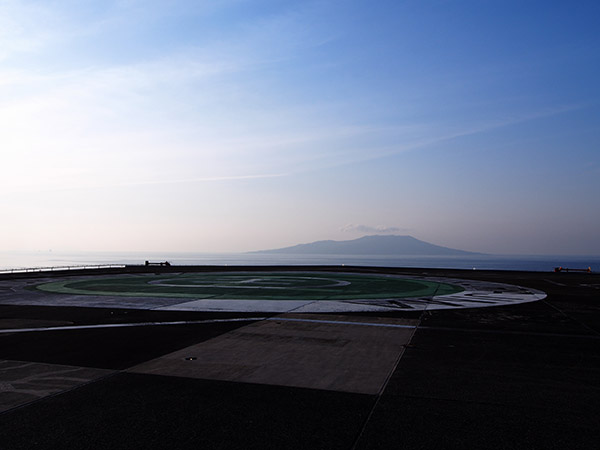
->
<box><xmin>0</xmin><ymin>266</ymin><xmax>598</xmax><ymax>449</ymax></box>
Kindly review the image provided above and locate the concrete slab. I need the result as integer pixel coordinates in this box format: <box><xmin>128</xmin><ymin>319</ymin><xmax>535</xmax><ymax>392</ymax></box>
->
<box><xmin>130</xmin><ymin>314</ymin><xmax>417</xmax><ymax>394</ymax></box>
<box><xmin>0</xmin><ymin>373</ymin><xmax>373</xmax><ymax>450</ymax></box>
<box><xmin>355</xmin><ymin>395</ymin><xmax>600</xmax><ymax>450</ymax></box>
<box><xmin>0</xmin><ymin>359</ymin><xmax>112</xmax><ymax>413</ymax></box>
<box><xmin>381</xmin><ymin>328</ymin><xmax>600</xmax><ymax>409</ymax></box>
<box><xmin>0</xmin><ymin>319</ymin><xmax>261</xmax><ymax>370</ymax></box>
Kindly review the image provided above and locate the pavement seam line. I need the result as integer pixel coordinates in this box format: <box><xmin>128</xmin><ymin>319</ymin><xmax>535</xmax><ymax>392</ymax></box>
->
<box><xmin>348</xmin><ymin>283</ymin><xmax>440</xmax><ymax>450</ymax></box>
<box><xmin>542</xmin><ymin>299</ymin><xmax>600</xmax><ymax>337</ymax></box>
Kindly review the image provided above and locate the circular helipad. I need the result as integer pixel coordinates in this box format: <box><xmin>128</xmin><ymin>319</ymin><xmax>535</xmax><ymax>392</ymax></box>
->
<box><xmin>32</xmin><ymin>271</ymin><xmax>546</xmax><ymax>313</ymax></box>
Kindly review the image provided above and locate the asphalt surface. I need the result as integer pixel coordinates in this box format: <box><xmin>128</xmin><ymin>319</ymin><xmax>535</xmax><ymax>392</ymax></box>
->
<box><xmin>0</xmin><ymin>266</ymin><xmax>598</xmax><ymax>449</ymax></box>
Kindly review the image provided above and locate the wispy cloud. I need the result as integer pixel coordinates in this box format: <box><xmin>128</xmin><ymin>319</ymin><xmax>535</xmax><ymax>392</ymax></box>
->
<box><xmin>1</xmin><ymin>1</ymin><xmax>356</xmax><ymax>194</ymax></box>
<box><xmin>284</xmin><ymin>103</ymin><xmax>586</xmax><ymax>174</ymax></box>
<box><xmin>0</xmin><ymin>3</ymin><xmax>591</xmax><ymax>193</ymax></box>
<box><xmin>341</xmin><ymin>224</ymin><xmax>408</xmax><ymax>235</ymax></box>
<box><xmin>0</xmin><ymin>0</ymin><xmax>62</xmax><ymax>61</ymax></box>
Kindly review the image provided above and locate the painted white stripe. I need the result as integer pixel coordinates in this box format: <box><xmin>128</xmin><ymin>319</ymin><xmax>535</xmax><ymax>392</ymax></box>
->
<box><xmin>544</xmin><ymin>279</ymin><xmax>567</xmax><ymax>286</ymax></box>
<box><xmin>2</xmin><ymin>317</ymin><xmax>592</xmax><ymax>339</ymax></box>
<box><xmin>0</xmin><ymin>317</ymin><xmax>266</xmax><ymax>334</ymax></box>
<box><xmin>0</xmin><ymin>316</ymin><xmax>416</xmax><ymax>334</ymax></box>
<box><xmin>266</xmin><ymin>317</ymin><xmax>417</xmax><ymax>329</ymax></box>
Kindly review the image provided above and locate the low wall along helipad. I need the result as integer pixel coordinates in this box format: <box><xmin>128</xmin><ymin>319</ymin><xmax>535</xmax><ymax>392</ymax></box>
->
<box><xmin>27</xmin><ymin>271</ymin><xmax>546</xmax><ymax>313</ymax></box>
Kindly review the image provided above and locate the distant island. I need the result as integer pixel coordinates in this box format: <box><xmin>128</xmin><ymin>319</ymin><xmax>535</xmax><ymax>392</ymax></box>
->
<box><xmin>251</xmin><ymin>235</ymin><xmax>483</xmax><ymax>256</ymax></box>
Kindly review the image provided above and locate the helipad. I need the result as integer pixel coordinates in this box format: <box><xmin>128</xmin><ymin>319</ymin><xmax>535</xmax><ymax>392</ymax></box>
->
<box><xmin>27</xmin><ymin>271</ymin><xmax>546</xmax><ymax>312</ymax></box>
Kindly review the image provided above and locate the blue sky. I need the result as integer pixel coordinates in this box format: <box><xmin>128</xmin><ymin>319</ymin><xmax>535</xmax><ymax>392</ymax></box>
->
<box><xmin>1</xmin><ymin>0</ymin><xmax>599</xmax><ymax>254</ymax></box>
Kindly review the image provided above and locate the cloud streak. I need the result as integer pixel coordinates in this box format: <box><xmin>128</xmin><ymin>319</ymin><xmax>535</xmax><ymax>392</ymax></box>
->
<box><xmin>341</xmin><ymin>224</ymin><xmax>408</xmax><ymax>235</ymax></box>
<box><xmin>2</xmin><ymin>1</ymin><xmax>586</xmax><ymax>192</ymax></box>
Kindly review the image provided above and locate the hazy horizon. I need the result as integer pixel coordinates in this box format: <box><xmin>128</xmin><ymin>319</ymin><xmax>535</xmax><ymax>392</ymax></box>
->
<box><xmin>2</xmin><ymin>1</ymin><xmax>599</xmax><ymax>256</ymax></box>
<box><xmin>3</xmin><ymin>234</ymin><xmax>600</xmax><ymax>258</ymax></box>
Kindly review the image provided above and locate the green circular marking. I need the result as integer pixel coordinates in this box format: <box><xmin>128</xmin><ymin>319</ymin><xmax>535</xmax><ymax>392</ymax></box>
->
<box><xmin>35</xmin><ymin>272</ymin><xmax>463</xmax><ymax>300</ymax></box>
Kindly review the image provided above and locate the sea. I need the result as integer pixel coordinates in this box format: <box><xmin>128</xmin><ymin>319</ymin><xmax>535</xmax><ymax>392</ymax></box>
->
<box><xmin>1</xmin><ymin>251</ymin><xmax>599</xmax><ymax>273</ymax></box>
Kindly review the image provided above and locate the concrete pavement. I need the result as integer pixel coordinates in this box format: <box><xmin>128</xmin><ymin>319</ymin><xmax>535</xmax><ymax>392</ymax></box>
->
<box><xmin>0</xmin><ymin>266</ymin><xmax>598</xmax><ymax>449</ymax></box>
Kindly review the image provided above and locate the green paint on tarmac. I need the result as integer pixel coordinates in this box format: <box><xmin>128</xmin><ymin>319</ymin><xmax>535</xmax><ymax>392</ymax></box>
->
<box><xmin>35</xmin><ymin>272</ymin><xmax>463</xmax><ymax>300</ymax></box>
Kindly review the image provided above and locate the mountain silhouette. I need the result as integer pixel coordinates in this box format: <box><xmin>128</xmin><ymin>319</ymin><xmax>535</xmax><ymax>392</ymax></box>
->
<box><xmin>252</xmin><ymin>235</ymin><xmax>482</xmax><ymax>256</ymax></box>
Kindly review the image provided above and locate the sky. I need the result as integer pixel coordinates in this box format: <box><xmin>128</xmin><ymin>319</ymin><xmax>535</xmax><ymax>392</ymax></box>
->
<box><xmin>1</xmin><ymin>0</ymin><xmax>599</xmax><ymax>255</ymax></box>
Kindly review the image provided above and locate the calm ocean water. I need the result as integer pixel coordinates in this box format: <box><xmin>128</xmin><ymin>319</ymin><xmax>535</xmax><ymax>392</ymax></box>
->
<box><xmin>1</xmin><ymin>251</ymin><xmax>599</xmax><ymax>273</ymax></box>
